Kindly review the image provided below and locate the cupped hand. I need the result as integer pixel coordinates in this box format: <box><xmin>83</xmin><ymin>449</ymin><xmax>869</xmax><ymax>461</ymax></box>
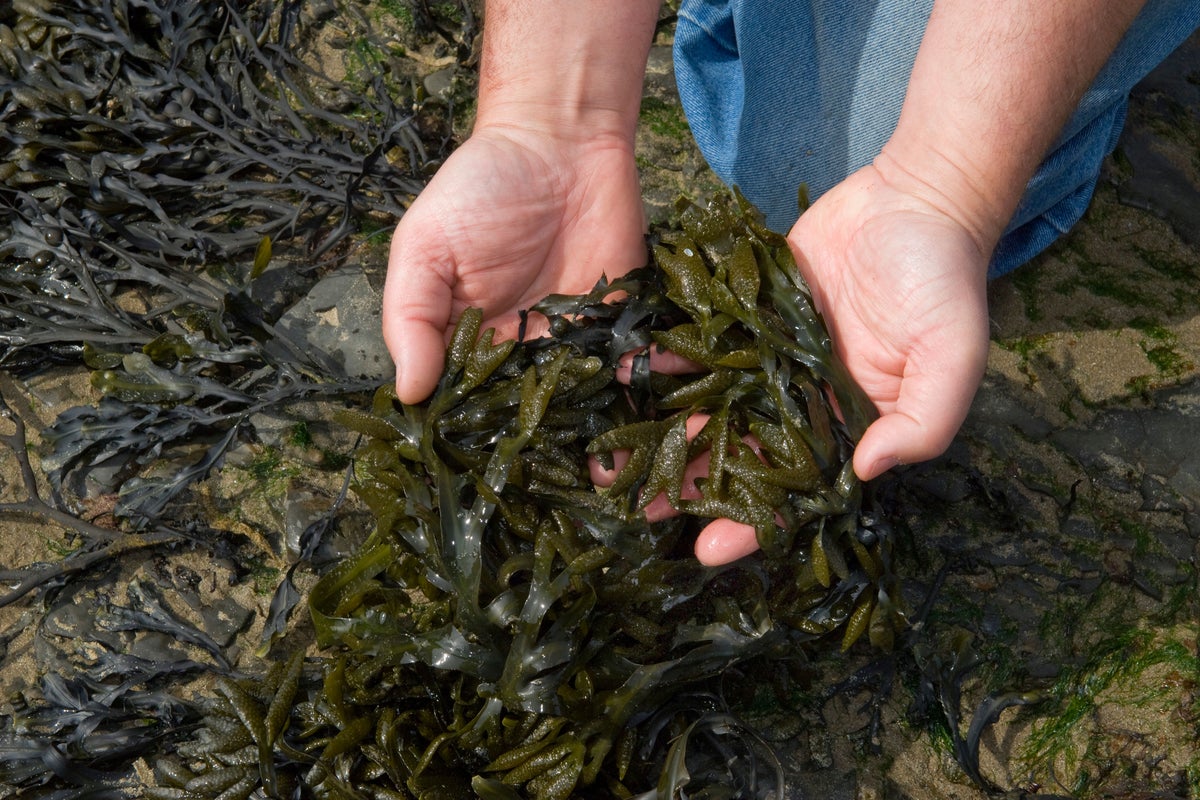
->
<box><xmin>788</xmin><ymin>161</ymin><xmax>991</xmax><ymax>482</ymax></box>
<box><xmin>588</xmin><ymin>402</ymin><xmax>777</xmax><ymax>567</ymax></box>
<box><xmin>689</xmin><ymin>163</ymin><xmax>992</xmax><ymax>565</ymax></box>
<box><xmin>382</xmin><ymin>126</ymin><xmax>646</xmax><ymax>404</ymax></box>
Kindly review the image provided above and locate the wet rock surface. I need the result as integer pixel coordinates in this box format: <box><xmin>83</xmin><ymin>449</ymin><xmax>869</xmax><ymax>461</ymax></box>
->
<box><xmin>0</xmin><ymin>7</ymin><xmax>1196</xmax><ymax>799</ymax></box>
<box><xmin>1115</xmin><ymin>32</ymin><xmax>1200</xmax><ymax>247</ymax></box>
<box><xmin>271</xmin><ymin>266</ymin><xmax>392</xmax><ymax>381</ymax></box>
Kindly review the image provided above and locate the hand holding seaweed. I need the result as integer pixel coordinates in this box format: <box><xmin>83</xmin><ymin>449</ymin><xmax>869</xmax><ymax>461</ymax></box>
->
<box><xmin>787</xmin><ymin>164</ymin><xmax>992</xmax><ymax>481</ymax></box>
<box><xmin>1</xmin><ymin>186</ymin><xmax>915</xmax><ymax>799</ymax></box>
<box><xmin>243</xmin><ymin>191</ymin><xmax>906</xmax><ymax>799</ymax></box>
<box><xmin>382</xmin><ymin>128</ymin><xmax>647</xmax><ymax>405</ymax></box>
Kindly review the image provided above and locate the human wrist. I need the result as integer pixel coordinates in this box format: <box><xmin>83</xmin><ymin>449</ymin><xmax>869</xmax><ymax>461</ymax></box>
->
<box><xmin>474</xmin><ymin>98</ymin><xmax>637</xmax><ymax>149</ymax></box>
<box><xmin>878</xmin><ymin>0</ymin><xmax>1147</xmax><ymax>262</ymax></box>
<box><xmin>873</xmin><ymin>134</ymin><xmax>1012</xmax><ymax>260</ymax></box>
<box><xmin>473</xmin><ymin>0</ymin><xmax>659</xmax><ymax>144</ymax></box>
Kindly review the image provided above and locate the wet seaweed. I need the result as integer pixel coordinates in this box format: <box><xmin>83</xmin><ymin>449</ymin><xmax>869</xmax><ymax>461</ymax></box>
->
<box><xmin>0</xmin><ymin>386</ymin><xmax>184</xmax><ymax>607</ymax></box>
<box><xmin>2</xmin><ymin>0</ymin><xmax>447</xmax><ymax>533</ymax></box>
<box><xmin>0</xmin><ymin>642</ymin><xmax>201</xmax><ymax>797</ymax></box>
<box><xmin>258</xmin><ymin>450</ymin><xmax>358</xmax><ymax>656</ymax></box>
<box><xmin>154</xmin><ymin>192</ymin><xmax>902</xmax><ymax>799</ymax></box>
<box><xmin>0</xmin><ymin>0</ymin><xmax>1048</xmax><ymax>793</ymax></box>
<box><xmin>908</xmin><ymin>629</ymin><xmax>1039</xmax><ymax>791</ymax></box>
<box><xmin>0</xmin><ymin>515</ymin><xmax>266</xmax><ymax>795</ymax></box>
<box><xmin>2</xmin><ymin>0</ymin><xmax>425</xmax><ymax>364</ymax></box>
<box><xmin>0</xmin><ymin>1</ymin><xmax>472</xmax><ymax>794</ymax></box>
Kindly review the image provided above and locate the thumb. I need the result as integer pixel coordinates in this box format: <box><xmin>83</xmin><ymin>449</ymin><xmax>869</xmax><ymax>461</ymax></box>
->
<box><xmin>852</xmin><ymin>340</ymin><xmax>987</xmax><ymax>481</ymax></box>
<box><xmin>381</xmin><ymin>229</ymin><xmax>455</xmax><ymax>405</ymax></box>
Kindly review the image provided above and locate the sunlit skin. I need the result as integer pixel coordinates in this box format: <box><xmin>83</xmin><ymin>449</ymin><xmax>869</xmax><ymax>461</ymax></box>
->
<box><xmin>589</xmin><ymin>413</ymin><xmax>780</xmax><ymax>565</ymax></box>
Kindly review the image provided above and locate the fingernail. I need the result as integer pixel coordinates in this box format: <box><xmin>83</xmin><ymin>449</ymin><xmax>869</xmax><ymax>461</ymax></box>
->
<box><xmin>867</xmin><ymin>456</ymin><xmax>900</xmax><ymax>479</ymax></box>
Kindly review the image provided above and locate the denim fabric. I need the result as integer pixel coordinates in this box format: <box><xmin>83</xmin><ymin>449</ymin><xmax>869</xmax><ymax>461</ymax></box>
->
<box><xmin>674</xmin><ymin>0</ymin><xmax>1200</xmax><ymax>277</ymax></box>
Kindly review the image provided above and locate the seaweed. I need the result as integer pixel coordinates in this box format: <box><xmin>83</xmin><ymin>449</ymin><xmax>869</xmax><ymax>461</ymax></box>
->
<box><xmin>1</xmin><ymin>4</ymin><xmax>460</xmax><ymax>793</ymax></box>
<box><xmin>908</xmin><ymin>629</ymin><xmax>1039</xmax><ymax>791</ymax></box>
<box><xmin>258</xmin><ymin>451</ymin><xmax>357</xmax><ymax>656</ymax></box>
<box><xmin>1</xmin><ymin>0</ymin><xmax>446</xmax><ymax>533</ymax></box>
<box><xmin>0</xmin><ymin>1</ymin><xmax>1007</xmax><ymax>794</ymax></box>
<box><xmin>0</xmin><ymin>386</ymin><xmax>184</xmax><ymax>606</ymax></box>
<box><xmin>0</xmin><ymin>574</ymin><xmax>218</xmax><ymax>798</ymax></box>
<box><xmin>0</xmin><ymin>671</ymin><xmax>197</xmax><ymax>797</ymax></box>
<box><xmin>155</xmin><ymin>192</ymin><xmax>901</xmax><ymax>799</ymax></box>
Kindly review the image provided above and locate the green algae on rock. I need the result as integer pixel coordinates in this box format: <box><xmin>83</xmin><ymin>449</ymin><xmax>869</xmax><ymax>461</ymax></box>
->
<box><xmin>157</xmin><ymin>192</ymin><xmax>904</xmax><ymax>799</ymax></box>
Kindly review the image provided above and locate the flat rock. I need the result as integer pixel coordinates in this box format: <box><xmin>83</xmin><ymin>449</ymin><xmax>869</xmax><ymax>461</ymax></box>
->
<box><xmin>272</xmin><ymin>266</ymin><xmax>392</xmax><ymax>381</ymax></box>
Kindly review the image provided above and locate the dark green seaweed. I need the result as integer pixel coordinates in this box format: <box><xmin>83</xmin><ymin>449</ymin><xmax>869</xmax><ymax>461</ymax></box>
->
<box><xmin>162</xmin><ymin>192</ymin><xmax>899</xmax><ymax>799</ymax></box>
<box><xmin>0</xmin><ymin>1</ymin><xmax>467</xmax><ymax>793</ymax></box>
<box><xmin>2</xmin><ymin>0</ymin><xmax>448</xmax><ymax>529</ymax></box>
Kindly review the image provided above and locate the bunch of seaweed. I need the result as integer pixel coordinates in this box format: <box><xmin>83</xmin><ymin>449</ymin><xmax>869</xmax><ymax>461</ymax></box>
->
<box><xmin>1</xmin><ymin>0</ymin><xmax>433</xmax><ymax>361</ymax></box>
<box><xmin>0</xmin><ymin>1</ymin><xmax>1047</xmax><ymax>793</ymax></box>
<box><xmin>0</xmin><ymin>670</ymin><xmax>197</xmax><ymax>796</ymax></box>
<box><xmin>149</xmin><ymin>191</ymin><xmax>904</xmax><ymax>799</ymax></box>
<box><xmin>0</xmin><ymin>0</ymin><xmax>470</xmax><ymax>528</ymax></box>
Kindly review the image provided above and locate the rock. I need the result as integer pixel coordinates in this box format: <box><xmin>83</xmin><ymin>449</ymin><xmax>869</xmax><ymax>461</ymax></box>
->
<box><xmin>423</xmin><ymin>67</ymin><xmax>456</xmax><ymax>99</ymax></box>
<box><xmin>1115</xmin><ymin>32</ymin><xmax>1200</xmax><ymax>246</ymax></box>
<box><xmin>271</xmin><ymin>266</ymin><xmax>393</xmax><ymax>381</ymax></box>
<box><xmin>1053</xmin><ymin>379</ymin><xmax>1200</xmax><ymax>505</ymax></box>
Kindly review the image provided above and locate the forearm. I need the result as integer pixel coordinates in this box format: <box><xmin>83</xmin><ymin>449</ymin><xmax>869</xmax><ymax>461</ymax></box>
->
<box><xmin>879</xmin><ymin>0</ymin><xmax>1147</xmax><ymax>253</ymax></box>
<box><xmin>475</xmin><ymin>0</ymin><xmax>662</xmax><ymax>143</ymax></box>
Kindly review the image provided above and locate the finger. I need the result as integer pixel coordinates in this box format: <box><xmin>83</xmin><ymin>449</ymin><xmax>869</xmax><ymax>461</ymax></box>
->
<box><xmin>589</xmin><ymin>455</ymin><xmax>700</xmax><ymax>520</ymax></box>
<box><xmin>615</xmin><ymin>347</ymin><xmax>704</xmax><ymax>384</ymax></box>
<box><xmin>592</xmin><ymin>416</ymin><xmax>776</xmax><ymax>553</ymax></box>
<box><xmin>588</xmin><ymin>412</ymin><xmax>775</xmax><ymax>567</ymax></box>
<box><xmin>381</xmin><ymin>222</ymin><xmax>456</xmax><ymax>405</ymax></box>
<box><xmin>852</xmin><ymin>335</ymin><xmax>987</xmax><ymax>480</ymax></box>
<box><xmin>694</xmin><ymin>518</ymin><xmax>761</xmax><ymax>566</ymax></box>
<box><xmin>588</xmin><ymin>448</ymin><xmax>630</xmax><ymax>488</ymax></box>
<box><xmin>643</xmin><ymin>449</ymin><xmax>709</xmax><ymax>521</ymax></box>
<box><xmin>588</xmin><ymin>414</ymin><xmax>711</xmax><ymax>489</ymax></box>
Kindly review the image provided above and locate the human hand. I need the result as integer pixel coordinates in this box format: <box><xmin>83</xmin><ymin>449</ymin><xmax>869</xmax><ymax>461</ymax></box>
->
<box><xmin>638</xmin><ymin>163</ymin><xmax>991</xmax><ymax>566</ymax></box>
<box><xmin>788</xmin><ymin>160</ymin><xmax>991</xmax><ymax>482</ymax></box>
<box><xmin>382</xmin><ymin>127</ymin><xmax>646</xmax><ymax>404</ymax></box>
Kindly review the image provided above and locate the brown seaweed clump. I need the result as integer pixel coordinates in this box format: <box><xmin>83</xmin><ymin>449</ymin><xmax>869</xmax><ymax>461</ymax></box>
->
<box><xmin>147</xmin><ymin>191</ymin><xmax>905</xmax><ymax>800</ymax></box>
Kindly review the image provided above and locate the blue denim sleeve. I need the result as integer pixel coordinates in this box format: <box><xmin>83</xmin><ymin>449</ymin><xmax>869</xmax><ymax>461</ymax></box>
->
<box><xmin>674</xmin><ymin>0</ymin><xmax>1200</xmax><ymax>277</ymax></box>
